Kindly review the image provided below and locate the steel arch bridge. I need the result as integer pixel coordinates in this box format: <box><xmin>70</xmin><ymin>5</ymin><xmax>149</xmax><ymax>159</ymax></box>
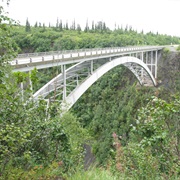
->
<box><xmin>11</xmin><ymin>46</ymin><xmax>163</xmax><ymax>111</ymax></box>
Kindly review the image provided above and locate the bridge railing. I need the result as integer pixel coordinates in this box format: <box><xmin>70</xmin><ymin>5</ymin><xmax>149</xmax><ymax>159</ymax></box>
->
<box><xmin>16</xmin><ymin>47</ymin><xmax>123</xmax><ymax>58</ymax></box>
<box><xmin>12</xmin><ymin>46</ymin><xmax>164</xmax><ymax>67</ymax></box>
<box><xmin>16</xmin><ymin>46</ymin><xmax>161</xmax><ymax>59</ymax></box>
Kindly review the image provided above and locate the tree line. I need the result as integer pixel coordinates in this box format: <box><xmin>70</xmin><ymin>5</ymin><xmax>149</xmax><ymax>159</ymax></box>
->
<box><xmin>26</xmin><ymin>18</ymin><xmax>117</xmax><ymax>33</ymax></box>
<box><xmin>12</xmin><ymin>18</ymin><xmax>180</xmax><ymax>53</ymax></box>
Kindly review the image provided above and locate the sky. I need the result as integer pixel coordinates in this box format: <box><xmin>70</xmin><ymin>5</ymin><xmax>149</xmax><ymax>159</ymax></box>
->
<box><xmin>2</xmin><ymin>0</ymin><xmax>180</xmax><ymax>36</ymax></box>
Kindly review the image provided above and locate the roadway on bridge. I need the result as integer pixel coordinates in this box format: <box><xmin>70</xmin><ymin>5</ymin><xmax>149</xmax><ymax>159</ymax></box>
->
<box><xmin>11</xmin><ymin>46</ymin><xmax>164</xmax><ymax>72</ymax></box>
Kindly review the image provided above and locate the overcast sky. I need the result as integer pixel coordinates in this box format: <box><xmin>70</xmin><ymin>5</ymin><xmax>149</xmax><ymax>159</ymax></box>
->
<box><xmin>3</xmin><ymin>0</ymin><xmax>180</xmax><ymax>36</ymax></box>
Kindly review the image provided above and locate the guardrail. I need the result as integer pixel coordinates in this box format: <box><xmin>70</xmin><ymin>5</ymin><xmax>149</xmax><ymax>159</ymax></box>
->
<box><xmin>11</xmin><ymin>46</ymin><xmax>164</xmax><ymax>67</ymax></box>
<box><xmin>17</xmin><ymin>46</ymin><xmax>137</xmax><ymax>58</ymax></box>
<box><xmin>17</xmin><ymin>46</ymin><xmax>163</xmax><ymax>58</ymax></box>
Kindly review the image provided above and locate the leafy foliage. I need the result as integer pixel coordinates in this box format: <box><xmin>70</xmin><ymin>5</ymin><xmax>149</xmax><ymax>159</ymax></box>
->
<box><xmin>71</xmin><ymin>50</ymin><xmax>180</xmax><ymax>179</ymax></box>
<box><xmin>177</xmin><ymin>45</ymin><xmax>180</xmax><ymax>51</ymax></box>
<box><xmin>0</xmin><ymin>79</ymin><xmax>87</xmax><ymax>178</ymax></box>
<box><xmin>121</xmin><ymin>96</ymin><xmax>180</xmax><ymax>179</ymax></box>
<box><xmin>1</xmin><ymin>2</ymin><xmax>180</xmax><ymax>179</ymax></box>
<box><xmin>0</xmin><ymin>2</ymin><xmax>87</xmax><ymax>179</ymax></box>
<box><xmin>72</xmin><ymin>66</ymin><xmax>155</xmax><ymax>163</ymax></box>
<box><xmin>0</xmin><ymin>2</ymin><xmax>18</xmax><ymax>65</ymax></box>
<box><xmin>10</xmin><ymin>23</ymin><xmax>180</xmax><ymax>53</ymax></box>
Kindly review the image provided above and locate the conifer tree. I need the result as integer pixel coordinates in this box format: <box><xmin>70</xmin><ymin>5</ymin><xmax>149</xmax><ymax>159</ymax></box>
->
<box><xmin>71</xmin><ymin>19</ymin><xmax>76</xmax><ymax>30</ymax></box>
<box><xmin>43</xmin><ymin>23</ymin><xmax>46</xmax><ymax>31</ymax></box>
<box><xmin>34</xmin><ymin>21</ymin><xmax>38</xmax><ymax>28</ymax></box>
<box><xmin>102</xmin><ymin>22</ymin><xmax>106</xmax><ymax>32</ymax></box>
<box><xmin>59</xmin><ymin>19</ymin><xmax>63</xmax><ymax>31</ymax></box>
<box><xmin>56</xmin><ymin>17</ymin><xmax>59</xmax><ymax>28</ymax></box>
<box><xmin>84</xmin><ymin>19</ymin><xmax>89</xmax><ymax>32</ymax></box>
<box><xmin>91</xmin><ymin>21</ymin><xmax>95</xmax><ymax>31</ymax></box>
<box><xmin>77</xmin><ymin>24</ymin><xmax>81</xmax><ymax>33</ymax></box>
<box><xmin>25</xmin><ymin>18</ymin><xmax>31</xmax><ymax>32</ymax></box>
<box><xmin>65</xmin><ymin>20</ymin><xmax>69</xmax><ymax>30</ymax></box>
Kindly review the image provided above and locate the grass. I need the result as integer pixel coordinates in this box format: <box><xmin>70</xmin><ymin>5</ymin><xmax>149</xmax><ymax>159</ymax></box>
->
<box><xmin>68</xmin><ymin>167</ymin><xmax>119</xmax><ymax>180</ymax></box>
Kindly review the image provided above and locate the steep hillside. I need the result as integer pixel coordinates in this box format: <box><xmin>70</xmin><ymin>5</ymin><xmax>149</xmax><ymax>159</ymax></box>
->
<box><xmin>71</xmin><ymin>49</ymin><xmax>179</xmax><ymax>179</ymax></box>
<box><xmin>158</xmin><ymin>50</ymin><xmax>180</xmax><ymax>97</ymax></box>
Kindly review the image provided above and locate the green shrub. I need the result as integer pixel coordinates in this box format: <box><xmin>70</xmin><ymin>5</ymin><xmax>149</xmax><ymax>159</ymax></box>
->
<box><xmin>176</xmin><ymin>45</ymin><xmax>180</xmax><ymax>51</ymax></box>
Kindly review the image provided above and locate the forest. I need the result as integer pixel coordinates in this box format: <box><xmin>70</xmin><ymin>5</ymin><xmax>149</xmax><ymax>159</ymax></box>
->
<box><xmin>11</xmin><ymin>18</ymin><xmax>180</xmax><ymax>53</ymax></box>
<box><xmin>0</xmin><ymin>1</ymin><xmax>180</xmax><ymax>179</ymax></box>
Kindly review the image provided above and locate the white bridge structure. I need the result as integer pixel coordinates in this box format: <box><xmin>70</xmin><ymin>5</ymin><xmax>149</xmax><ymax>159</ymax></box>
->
<box><xmin>11</xmin><ymin>46</ymin><xmax>164</xmax><ymax>110</ymax></box>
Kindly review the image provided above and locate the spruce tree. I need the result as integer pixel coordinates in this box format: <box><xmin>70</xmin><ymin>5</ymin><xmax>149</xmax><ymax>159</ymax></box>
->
<box><xmin>56</xmin><ymin>18</ymin><xmax>59</xmax><ymax>29</ymax></box>
<box><xmin>25</xmin><ymin>18</ymin><xmax>31</xmax><ymax>32</ymax></box>
<box><xmin>65</xmin><ymin>21</ymin><xmax>69</xmax><ymax>30</ymax></box>
<box><xmin>34</xmin><ymin>21</ymin><xmax>38</xmax><ymax>28</ymax></box>
<box><xmin>84</xmin><ymin>19</ymin><xmax>89</xmax><ymax>32</ymax></box>
<box><xmin>59</xmin><ymin>20</ymin><xmax>63</xmax><ymax>31</ymax></box>
<box><xmin>92</xmin><ymin>21</ymin><xmax>95</xmax><ymax>32</ymax></box>
<box><xmin>77</xmin><ymin>24</ymin><xmax>81</xmax><ymax>33</ymax></box>
<box><xmin>43</xmin><ymin>23</ymin><xmax>46</xmax><ymax>31</ymax></box>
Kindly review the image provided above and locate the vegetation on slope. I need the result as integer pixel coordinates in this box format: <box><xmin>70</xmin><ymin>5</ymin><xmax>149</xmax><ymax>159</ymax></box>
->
<box><xmin>11</xmin><ymin>20</ymin><xmax>180</xmax><ymax>53</ymax></box>
<box><xmin>70</xmin><ymin>49</ymin><xmax>180</xmax><ymax>179</ymax></box>
<box><xmin>0</xmin><ymin>1</ymin><xmax>180</xmax><ymax>179</ymax></box>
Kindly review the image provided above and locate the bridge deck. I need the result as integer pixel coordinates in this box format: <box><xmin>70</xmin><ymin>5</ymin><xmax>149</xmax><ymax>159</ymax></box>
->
<box><xmin>11</xmin><ymin>45</ymin><xmax>165</xmax><ymax>111</ymax></box>
<box><xmin>11</xmin><ymin>46</ymin><xmax>163</xmax><ymax>72</ymax></box>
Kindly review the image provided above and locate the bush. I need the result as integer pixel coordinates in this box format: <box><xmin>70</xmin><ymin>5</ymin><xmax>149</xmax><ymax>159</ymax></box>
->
<box><xmin>176</xmin><ymin>45</ymin><xmax>180</xmax><ymax>51</ymax></box>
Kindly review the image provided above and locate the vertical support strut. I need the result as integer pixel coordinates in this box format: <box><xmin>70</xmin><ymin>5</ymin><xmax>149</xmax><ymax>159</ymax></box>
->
<box><xmin>61</xmin><ymin>65</ymin><xmax>66</xmax><ymax>101</ymax></box>
<box><xmin>151</xmin><ymin>51</ymin><xmax>153</xmax><ymax>72</ymax></box>
<box><xmin>146</xmin><ymin>52</ymin><xmax>148</xmax><ymax>64</ymax></box>
<box><xmin>141</xmin><ymin>52</ymin><xmax>144</xmax><ymax>79</ymax></box>
<box><xmin>91</xmin><ymin>60</ymin><xmax>93</xmax><ymax>74</ymax></box>
<box><xmin>76</xmin><ymin>74</ymin><xmax>79</xmax><ymax>86</ymax></box>
<box><xmin>141</xmin><ymin>52</ymin><xmax>144</xmax><ymax>62</ymax></box>
<box><xmin>155</xmin><ymin>50</ymin><xmax>158</xmax><ymax>79</ymax></box>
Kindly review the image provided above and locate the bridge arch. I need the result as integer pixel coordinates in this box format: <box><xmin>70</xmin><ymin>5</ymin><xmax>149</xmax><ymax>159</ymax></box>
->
<box><xmin>62</xmin><ymin>56</ymin><xmax>156</xmax><ymax>110</ymax></box>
